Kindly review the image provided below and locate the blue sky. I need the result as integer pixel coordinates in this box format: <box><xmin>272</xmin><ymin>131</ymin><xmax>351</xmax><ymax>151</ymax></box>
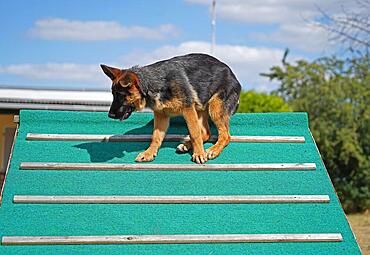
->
<box><xmin>0</xmin><ymin>0</ymin><xmax>356</xmax><ymax>91</ymax></box>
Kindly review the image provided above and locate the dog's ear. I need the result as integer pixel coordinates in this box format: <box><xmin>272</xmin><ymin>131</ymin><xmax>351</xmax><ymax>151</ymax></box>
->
<box><xmin>119</xmin><ymin>71</ymin><xmax>139</xmax><ymax>88</ymax></box>
<box><xmin>100</xmin><ymin>64</ymin><xmax>122</xmax><ymax>80</ymax></box>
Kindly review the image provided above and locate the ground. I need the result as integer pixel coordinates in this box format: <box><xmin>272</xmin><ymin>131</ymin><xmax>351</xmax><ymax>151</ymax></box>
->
<box><xmin>348</xmin><ymin>213</ymin><xmax>370</xmax><ymax>254</ymax></box>
<box><xmin>0</xmin><ymin>174</ymin><xmax>3</xmax><ymax>190</ymax></box>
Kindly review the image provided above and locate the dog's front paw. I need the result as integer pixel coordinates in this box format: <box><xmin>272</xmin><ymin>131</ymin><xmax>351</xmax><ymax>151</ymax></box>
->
<box><xmin>191</xmin><ymin>151</ymin><xmax>208</xmax><ymax>164</ymax></box>
<box><xmin>206</xmin><ymin>145</ymin><xmax>222</xmax><ymax>160</ymax></box>
<box><xmin>135</xmin><ymin>150</ymin><xmax>157</xmax><ymax>162</ymax></box>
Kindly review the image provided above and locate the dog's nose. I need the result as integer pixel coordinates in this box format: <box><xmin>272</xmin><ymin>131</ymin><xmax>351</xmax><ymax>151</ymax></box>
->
<box><xmin>108</xmin><ymin>112</ymin><xmax>116</xmax><ymax>119</ymax></box>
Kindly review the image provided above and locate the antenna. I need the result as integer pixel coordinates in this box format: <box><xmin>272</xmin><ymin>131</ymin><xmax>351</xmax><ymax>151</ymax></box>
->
<box><xmin>211</xmin><ymin>0</ymin><xmax>216</xmax><ymax>55</ymax></box>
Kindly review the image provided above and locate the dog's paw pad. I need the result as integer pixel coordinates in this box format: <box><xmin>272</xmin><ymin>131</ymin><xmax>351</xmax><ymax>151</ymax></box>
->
<box><xmin>191</xmin><ymin>152</ymin><xmax>208</xmax><ymax>164</ymax></box>
<box><xmin>135</xmin><ymin>151</ymin><xmax>156</xmax><ymax>162</ymax></box>
<box><xmin>176</xmin><ymin>143</ymin><xmax>190</xmax><ymax>153</ymax></box>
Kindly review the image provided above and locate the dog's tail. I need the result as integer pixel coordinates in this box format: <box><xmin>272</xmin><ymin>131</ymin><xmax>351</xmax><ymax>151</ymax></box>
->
<box><xmin>232</xmin><ymin>99</ymin><xmax>240</xmax><ymax>115</ymax></box>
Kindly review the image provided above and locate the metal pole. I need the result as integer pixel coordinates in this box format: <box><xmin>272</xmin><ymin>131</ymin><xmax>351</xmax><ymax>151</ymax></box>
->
<box><xmin>211</xmin><ymin>0</ymin><xmax>216</xmax><ymax>55</ymax></box>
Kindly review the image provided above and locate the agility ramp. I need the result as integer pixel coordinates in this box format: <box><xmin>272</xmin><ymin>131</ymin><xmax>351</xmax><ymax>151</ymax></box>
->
<box><xmin>0</xmin><ymin>110</ymin><xmax>361</xmax><ymax>254</ymax></box>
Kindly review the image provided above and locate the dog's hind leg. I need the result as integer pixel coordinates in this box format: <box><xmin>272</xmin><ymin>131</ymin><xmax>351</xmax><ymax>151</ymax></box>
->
<box><xmin>176</xmin><ymin>109</ymin><xmax>210</xmax><ymax>153</ymax></box>
<box><xmin>182</xmin><ymin>105</ymin><xmax>208</xmax><ymax>164</ymax></box>
<box><xmin>206</xmin><ymin>94</ymin><xmax>231</xmax><ymax>160</ymax></box>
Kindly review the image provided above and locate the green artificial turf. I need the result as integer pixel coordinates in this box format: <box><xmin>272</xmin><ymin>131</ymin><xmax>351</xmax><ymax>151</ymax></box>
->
<box><xmin>0</xmin><ymin>110</ymin><xmax>361</xmax><ymax>254</ymax></box>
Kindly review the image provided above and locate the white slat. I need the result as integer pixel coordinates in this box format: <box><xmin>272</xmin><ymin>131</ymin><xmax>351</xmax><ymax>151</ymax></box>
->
<box><xmin>2</xmin><ymin>233</ymin><xmax>342</xmax><ymax>245</ymax></box>
<box><xmin>13</xmin><ymin>115</ymin><xmax>19</xmax><ymax>123</ymax></box>
<box><xmin>13</xmin><ymin>195</ymin><xmax>330</xmax><ymax>204</ymax></box>
<box><xmin>20</xmin><ymin>162</ymin><xmax>316</xmax><ymax>171</ymax></box>
<box><xmin>26</xmin><ymin>133</ymin><xmax>305</xmax><ymax>143</ymax></box>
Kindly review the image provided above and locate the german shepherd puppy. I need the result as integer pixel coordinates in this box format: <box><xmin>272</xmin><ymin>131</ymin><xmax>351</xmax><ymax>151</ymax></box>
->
<box><xmin>101</xmin><ymin>53</ymin><xmax>241</xmax><ymax>164</ymax></box>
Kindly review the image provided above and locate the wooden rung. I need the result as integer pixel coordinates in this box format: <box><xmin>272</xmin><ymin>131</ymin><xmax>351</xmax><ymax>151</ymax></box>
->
<box><xmin>1</xmin><ymin>233</ymin><xmax>343</xmax><ymax>245</ymax></box>
<box><xmin>13</xmin><ymin>195</ymin><xmax>330</xmax><ymax>204</ymax></box>
<box><xmin>13</xmin><ymin>115</ymin><xmax>19</xmax><ymax>123</ymax></box>
<box><xmin>20</xmin><ymin>162</ymin><xmax>316</xmax><ymax>171</ymax></box>
<box><xmin>26</xmin><ymin>133</ymin><xmax>305</xmax><ymax>143</ymax></box>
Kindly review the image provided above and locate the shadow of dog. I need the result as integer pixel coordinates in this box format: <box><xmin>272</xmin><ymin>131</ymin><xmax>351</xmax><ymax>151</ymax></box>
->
<box><xmin>73</xmin><ymin>118</ymin><xmax>193</xmax><ymax>162</ymax></box>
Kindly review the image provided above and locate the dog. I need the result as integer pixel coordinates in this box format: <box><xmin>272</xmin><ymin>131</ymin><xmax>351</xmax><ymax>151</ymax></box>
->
<box><xmin>100</xmin><ymin>53</ymin><xmax>241</xmax><ymax>164</ymax></box>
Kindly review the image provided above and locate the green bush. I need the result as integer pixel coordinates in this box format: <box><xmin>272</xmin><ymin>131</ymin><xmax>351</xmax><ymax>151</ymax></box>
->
<box><xmin>263</xmin><ymin>55</ymin><xmax>370</xmax><ymax>213</ymax></box>
<box><xmin>237</xmin><ymin>90</ymin><xmax>291</xmax><ymax>113</ymax></box>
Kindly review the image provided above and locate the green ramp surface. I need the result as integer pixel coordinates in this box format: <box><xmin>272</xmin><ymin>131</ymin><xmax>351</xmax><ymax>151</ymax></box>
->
<box><xmin>0</xmin><ymin>110</ymin><xmax>361</xmax><ymax>254</ymax></box>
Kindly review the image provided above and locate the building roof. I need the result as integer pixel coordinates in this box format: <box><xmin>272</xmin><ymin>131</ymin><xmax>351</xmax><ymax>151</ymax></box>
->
<box><xmin>0</xmin><ymin>110</ymin><xmax>361</xmax><ymax>254</ymax></box>
<box><xmin>0</xmin><ymin>88</ymin><xmax>111</xmax><ymax>111</ymax></box>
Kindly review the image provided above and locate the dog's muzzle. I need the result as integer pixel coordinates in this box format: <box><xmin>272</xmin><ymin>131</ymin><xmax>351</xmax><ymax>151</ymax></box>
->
<box><xmin>108</xmin><ymin>104</ymin><xmax>135</xmax><ymax>121</ymax></box>
<box><xmin>108</xmin><ymin>112</ymin><xmax>117</xmax><ymax>118</ymax></box>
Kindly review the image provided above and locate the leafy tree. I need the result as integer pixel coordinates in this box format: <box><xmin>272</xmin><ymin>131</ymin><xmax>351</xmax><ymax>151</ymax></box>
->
<box><xmin>263</xmin><ymin>55</ymin><xmax>370</xmax><ymax>212</ymax></box>
<box><xmin>237</xmin><ymin>90</ymin><xmax>291</xmax><ymax>113</ymax></box>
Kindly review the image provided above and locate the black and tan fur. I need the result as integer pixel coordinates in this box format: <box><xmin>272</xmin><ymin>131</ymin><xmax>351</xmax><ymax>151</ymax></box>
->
<box><xmin>101</xmin><ymin>53</ymin><xmax>241</xmax><ymax>164</ymax></box>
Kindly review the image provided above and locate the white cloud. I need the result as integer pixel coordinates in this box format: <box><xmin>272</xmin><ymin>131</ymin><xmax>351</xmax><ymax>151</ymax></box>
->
<box><xmin>28</xmin><ymin>18</ymin><xmax>178</xmax><ymax>41</ymax></box>
<box><xmin>186</xmin><ymin>0</ymin><xmax>356</xmax><ymax>24</ymax></box>
<box><xmin>1</xmin><ymin>41</ymin><xmax>292</xmax><ymax>91</ymax></box>
<box><xmin>186</xmin><ymin>0</ymin><xmax>320</xmax><ymax>24</ymax></box>
<box><xmin>0</xmin><ymin>63</ymin><xmax>105</xmax><ymax>85</ymax></box>
<box><xmin>120</xmin><ymin>41</ymin><xmax>295</xmax><ymax>91</ymax></box>
<box><xmin>250</xmin><ymin>23</ymin><xmax>332</xmax><ymax>53</ymax></box>
<box><xmin>186</xmin><ymin>0</ymin><xmax>357</xmax><ymax>53</ymax></box>
<box><xmin>1</xmin><ymin>41</ymin><xmax>300</xmax><ymax>92</ymax></box>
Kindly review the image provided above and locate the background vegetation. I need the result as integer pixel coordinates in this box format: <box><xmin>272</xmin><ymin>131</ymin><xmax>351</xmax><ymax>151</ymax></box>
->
<box><xmin>237</xmin><ymin>91</ymin><xmax>291</xmax><ymax>113</ymax></box>
<box><xmin>238</xmin><ymin>54</ymin><xmax>369</xmax><ymax>213</ymax></box>
<box><xmin>237</xmin><ymin>0</ymin><xmax>370</xmax><ymax>213</ymax></box>
<box><xmin>264</xmin><ymin>55</ymin><xmax>370</xmax><ymax>213</ymax></box>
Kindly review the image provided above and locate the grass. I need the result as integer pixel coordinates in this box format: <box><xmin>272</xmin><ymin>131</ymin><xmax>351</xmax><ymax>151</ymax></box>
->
<box><xmin>348</xmin><ymin>212</ymin><xmax>370</xmax><ymax>254</ymax></box>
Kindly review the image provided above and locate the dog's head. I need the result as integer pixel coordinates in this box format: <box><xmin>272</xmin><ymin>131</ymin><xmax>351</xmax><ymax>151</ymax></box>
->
<box><xmin>100</xmin><ymin>64</ymin><xmax>146</xmax><ymax>121</ymax></box>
